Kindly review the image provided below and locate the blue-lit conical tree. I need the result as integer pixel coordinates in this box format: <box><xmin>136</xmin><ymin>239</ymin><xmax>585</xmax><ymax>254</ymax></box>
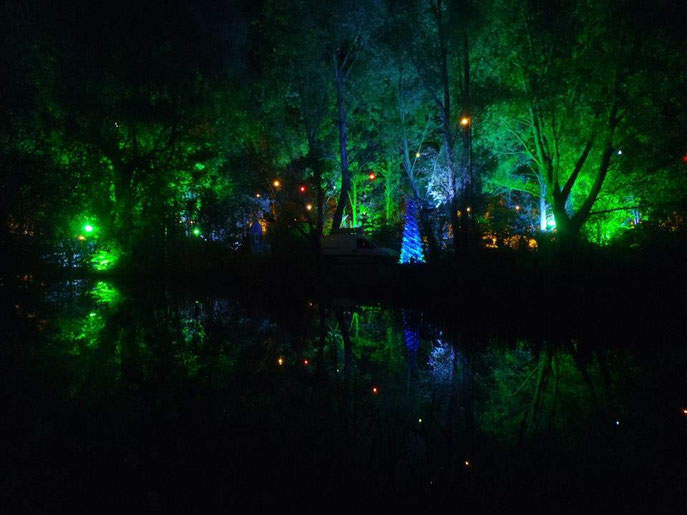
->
<box><xmin>399</xmin><ymin>199</ymin><xmax>425</xmax><ymax>264</ymax></box>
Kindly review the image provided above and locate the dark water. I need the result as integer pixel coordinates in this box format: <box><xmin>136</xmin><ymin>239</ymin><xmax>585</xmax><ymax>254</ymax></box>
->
<box><xmin>2</xmin><ymin>277</ymin><xmax>686</xmax><ymax>513</ymax></box>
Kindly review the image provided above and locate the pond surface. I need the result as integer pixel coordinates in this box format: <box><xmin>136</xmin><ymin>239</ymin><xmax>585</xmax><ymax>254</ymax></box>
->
<box><xmin>2</xmin><ymin>277</ymin><xmax>686</xmax><ymax>513</ymax></box>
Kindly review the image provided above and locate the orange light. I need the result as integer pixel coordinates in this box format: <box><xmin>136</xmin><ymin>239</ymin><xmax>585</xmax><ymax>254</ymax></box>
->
<box><xmin>77</xmin><ymin>235</ymin><xmax>86</xmax><ymax>241</ymax></box>
<box><xmin>464</xmin><ymin>460</ymin><xmax>471</xmax><ymax>467</ymax></box>
<box><xmin>273</xmin><ymin>180</ymin><xmax>281</xmax><ymax>188</ymax></box>
<box><xmin>460</xmin><ymin>116</ymin><xmax>470</xmax><ymax>126</ymax></box>
<box><xmin>306</xmin><ymin>204</ymin><xmax>313</xmax><ymax>211</ymax></box>
<box><xmin>682</xmin><ymin>408</ymin><xmax>687</xmax><ymax>415</ymax></box>
<box><xmin>256</xmin><ymin>193</ymin><xmax>261</xmax><ymax>198</ymax></box>
<box><xmin>466</xmin><ymin>206</ymin><xmax>472</xmax><ymax>213</ymax></box>
<box><xmin>277</xmin><ymin>357</ymin><xmax>284</xmax><ymax>366</ymax></box>
<box><xmin>368</xmin><ymin>172</ymin><xmax>376</xmax><ymax>181</ymax></box>
<box><xmin>372</xmin><ymin>386</ymin><xmax>378</xmax><ymax>394</ymax></box>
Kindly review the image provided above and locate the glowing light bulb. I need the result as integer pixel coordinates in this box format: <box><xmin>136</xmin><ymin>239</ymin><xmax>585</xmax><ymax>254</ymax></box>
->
<box><xmin>464</xmin><ymin>460</ymin><xmax>471</xmax><ymax>467</ymax></box>
<box><xmin>460</xmin><ymin>116</ymin><xmax>470</xmax><ymax>126</ymax></box>
<box><xmin>84</xmin><ymin>225</ymin><xmax>93</xmax><ymax>233</ymax></box>
<box><xmin>617</xmin><ymin>149</ymin><xmax>623</xmax><ymax>155</ymax></box>
<box><xmin>615</xmin><ymin>420</ymin><xmax>620</xmax><ymax>426</ymax></box>
<box><xmin>368</xmin><ymin>172</ymin><xmax>376</xmax><ymax>181</ymax></box>
<box><xmin>77</xmin><ymin>235</ymin><xmax>86</xmax><ymax>241</ymax></box>
<box><xmin>306</xmin><ymin>204</ymin><xmax>313</xmax><ymax>211</ymax></box>
<box><xmin>273</xmin><ymin>179</ymin><xmax>281</xmax><ymax>188</ymax></box>
<box><xmin>193</xmin><ymin>228</ymin><xmax>200</xmax><ymax>236</ymax></box>
<box><xmin>256</xmin><ymin>193</ymin><xmax>261</xmax><ymax>198</ymax></box>
<box><xmin>416</xmin><ymin>151</ymin><xmax>421</xmax><ymax>158</ymax></box>
<box><xmin>515</xmin><ymin>205</ymin><xmax>520</xmax><ymax>211</ymax></box>
<box><xmin>372</xmin><ymin>386</ymin><xmax>378</xmax><ymax>394</ymax></box>
<box><xmin>277</xmin><ymin>357</ymin><xmax>284</xmax><ymax>366</ymax></box>
<box><xmin>299</xmin><ymin>185</ymin><xmax>306</xmax><ymax>193</ymax></box>
<box><xmin>303</xmin><ymin>359</ymin><xmax>309</xmax><ymax>366</ymax></box>
<box><xmin>466</xmin><ymin>206</ymin><xmax>471</xmax><ymax>213</ymax></box>
<box><xmin>418</xmin><ymin>418</ymin><xmax>422</xmax><ymax>423</ymax></box>
<box><xmin>682</xmin><ymin>408</ymin><xmax>687</xmax><ymax>415</ymax></box>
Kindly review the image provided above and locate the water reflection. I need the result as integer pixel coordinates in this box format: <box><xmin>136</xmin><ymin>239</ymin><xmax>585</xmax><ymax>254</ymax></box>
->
<box><xmin>2</xmin><ymin>279</ymin><xmax>686</xmax><ymax>512</ymax></box>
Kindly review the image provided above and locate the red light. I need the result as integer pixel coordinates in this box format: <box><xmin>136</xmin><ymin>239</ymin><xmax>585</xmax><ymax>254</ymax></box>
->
<box><xmin>368</xmin><ymin>172</ymin><xmax>376</xmax><ymax>181</ymax></box>
<box><xmin>372</xmin><ymin>386</ymin><xmax>378</xmax><ymax>394</ymax></box>
<box><xmin>682</xmin><ymin>155</ymin><xmax>687</xmax><ymax>163</ymax></box>
<box><xmin>303</xmin><ymin>359</ymin><xmax>309</xmax><ymax>366</ymax></box>
<box><xmin>299</xmin><ymin>185</ymin><xmax>306</xmax><ymax>193</ymax></box>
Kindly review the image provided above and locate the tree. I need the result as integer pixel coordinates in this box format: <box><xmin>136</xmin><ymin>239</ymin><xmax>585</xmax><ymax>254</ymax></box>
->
<box><xmin>485</xmin><ymin>0</ymin><xmax>687</xmax><ymax>245</ymax></box>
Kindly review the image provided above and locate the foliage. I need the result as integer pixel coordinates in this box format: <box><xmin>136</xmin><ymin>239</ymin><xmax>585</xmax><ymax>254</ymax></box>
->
<box><xmin>1</xmin><ymin>0</ymin><xmax>686</xmax><ymax>266</ymax></box>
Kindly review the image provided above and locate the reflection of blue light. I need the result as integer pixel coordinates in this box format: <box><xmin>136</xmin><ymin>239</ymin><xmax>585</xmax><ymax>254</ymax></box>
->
<box><xmin>400</xmin><ymin>199</ymin><xmax>425</xmax><ymax>264</ymax></box>
<box><xmin>403</xmin><ymin>310</ymin><xmax>420</xmax><ymax>367</ymax></box>
<box><xmin>429</xmin><ymin>339</ymin><xmax>455</xmax><ymax>383</ymax></box>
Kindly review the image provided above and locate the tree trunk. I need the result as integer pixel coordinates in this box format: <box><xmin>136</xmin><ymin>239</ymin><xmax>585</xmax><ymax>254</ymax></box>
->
<box><xmin>331</xmin><ymin>60</ymin><xmax>351</xmax><ymax>232</ymax></box>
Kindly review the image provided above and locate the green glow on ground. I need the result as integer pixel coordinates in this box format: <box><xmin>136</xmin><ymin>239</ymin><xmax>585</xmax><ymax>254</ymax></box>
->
<box><xmin>91</xmin><ymin>242</ymin><xmax>122</xmax><ymax>271</ymax></box>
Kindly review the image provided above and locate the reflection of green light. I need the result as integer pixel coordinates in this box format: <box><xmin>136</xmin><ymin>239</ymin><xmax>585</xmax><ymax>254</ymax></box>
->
<box><xmin>92</xmin><ymin>281</ymin><xmax>122</xmax><ymax>306</ymax></box>
<box><xmin>84</xmin><ymin>224</ymin><xmax>94</xmax><ymax>233</ymax></box>
<box><xmin>193</xmin><ymin>228</ymin><xmax>201</xmax><ymax>236</ymax></box>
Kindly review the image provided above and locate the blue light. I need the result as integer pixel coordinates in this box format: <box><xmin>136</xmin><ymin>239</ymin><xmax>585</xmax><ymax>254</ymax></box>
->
<box><xmin>399</xmin><ymin>199</ymin><xmax>426</xmax><ymax>264</ymax></box>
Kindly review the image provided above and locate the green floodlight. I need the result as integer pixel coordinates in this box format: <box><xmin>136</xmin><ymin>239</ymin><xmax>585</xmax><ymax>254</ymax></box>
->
<box><xmin>84</xmin><ymin>224</ymin><xmax>94</xmax><ymax>233</ymax></box>
<box><xmin>193</xmin><ymin>228</ymin><xmax>201</xmax><ymax>236</ymax></box>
